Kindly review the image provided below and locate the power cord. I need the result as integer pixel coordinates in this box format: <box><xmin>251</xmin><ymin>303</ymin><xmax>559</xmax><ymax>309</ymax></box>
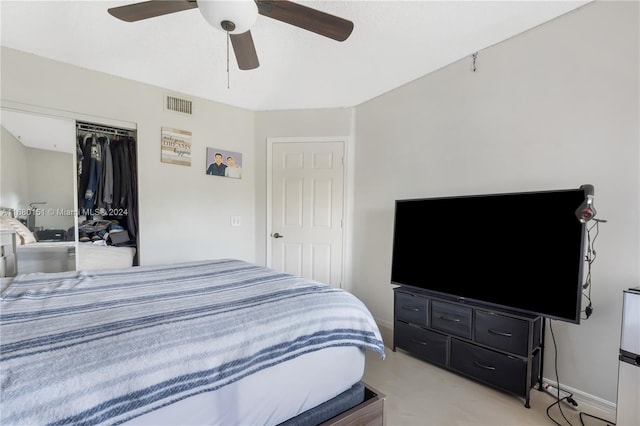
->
<box><xmin>545</xmin><ymin>320</ymin><xmax>616</xmax><ymax>426</ymax></box>
<box><xmin>580</xmin><ymin>412</ymin><xmax>616</xmax><ymax>426</ymax></box>
<box><xmin>582</xmin><ymin>218</ymin><xmax>606</xmax><ymax>320</ymax></box>
<box><xmin>545</xmin><ymin>320</ymin><xmax>575</xmax><ymax>426</ymax></box>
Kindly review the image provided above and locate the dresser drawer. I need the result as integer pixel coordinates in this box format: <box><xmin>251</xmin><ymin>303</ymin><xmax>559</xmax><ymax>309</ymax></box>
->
<box><xmin>395</xmin><ymin>322</ymin><xmax>448</xmax><ymax>366</ymax></box>
<box><xmin>395</xmin><ymin>291</ymin><xmax>428</xmax><ymax>327</ymax></box>
<box><xmin>450</xmin><ymin>339</ymin><xmax>530</xmax><ymax>397</ymax></box>
<box><xmin>475</xmin><ymin>311</ymin><xmax>531</xmax><ymax>356</ymax></box>
<box><xmin>431</xmin><ymin>300</ymin><xmax>472</xmax><ymax>339</ymax></box>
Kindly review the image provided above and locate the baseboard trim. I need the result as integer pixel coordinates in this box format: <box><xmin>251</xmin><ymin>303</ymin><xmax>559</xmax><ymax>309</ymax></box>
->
<box><xmin>376</xmin><ymin>321</ymin><xmax>393</xmax><ymax>349</ymax></box>
<box><xmin>540</xmin><ymin>379</ymin><xmax>615</xmax><ymax>419</ymax></box>
<box><xmin>376</xmin><ymin>318</ymin><xmax>393</xmax><ymax>331</ymax></box>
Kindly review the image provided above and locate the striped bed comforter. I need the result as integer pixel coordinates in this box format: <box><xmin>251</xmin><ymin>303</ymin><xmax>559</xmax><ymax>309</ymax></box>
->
<box><xmin>0</xmin><ymin>259</ymin><xmax>385</xmax><ymax>426</ymax></box>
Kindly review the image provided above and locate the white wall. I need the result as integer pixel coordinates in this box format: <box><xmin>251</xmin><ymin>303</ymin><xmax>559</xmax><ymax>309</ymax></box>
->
<box><xmin>1</xmin><ymin>47</ymin><xmax>256</xmax><ymax>265</ymax></box>
<box><xmin>25</xmin><ymin>147</ymin><xmax>74</xmax><ymax>231</ymax></box>
<box><xmin>0</xmin><ymin>127</ymin><xmax>28</xmax><ymax>211</ymax></box>
<box><xmin>350</xmin><ymin>0</ymin><xmax>638</xmax><ymax>405</ymax></box>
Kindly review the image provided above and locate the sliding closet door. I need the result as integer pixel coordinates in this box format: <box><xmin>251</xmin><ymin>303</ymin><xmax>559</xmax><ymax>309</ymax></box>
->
<box><xmin>1</xmin><ymin>109</ymin><xmax>77</xmax><ymax>274</ymax></box>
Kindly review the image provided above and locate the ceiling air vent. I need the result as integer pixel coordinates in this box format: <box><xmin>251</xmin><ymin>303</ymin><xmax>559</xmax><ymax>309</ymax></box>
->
<box><xmin>166</xmin><ymin>95</ymin><xmax>193</xmax><ymax>115</ymax></box>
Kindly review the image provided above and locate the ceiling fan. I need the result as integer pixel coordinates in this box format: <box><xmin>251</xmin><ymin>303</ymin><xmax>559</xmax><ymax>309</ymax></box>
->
<box><xmin>108</xmin><ymin>0</ymin><xmax>354</xmax><ymax>70</ymax></box>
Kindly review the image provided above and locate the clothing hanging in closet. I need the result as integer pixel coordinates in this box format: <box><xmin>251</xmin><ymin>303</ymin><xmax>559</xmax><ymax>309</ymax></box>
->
<box><xmin>76</xmin><ymin>123</ymin><xmax>138</xmax><ymax>243</ymax></box>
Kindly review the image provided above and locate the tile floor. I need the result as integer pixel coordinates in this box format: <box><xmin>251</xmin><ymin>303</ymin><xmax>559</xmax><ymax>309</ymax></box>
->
<box><xmin>361</xmin><ymin>333</ymin><xmax>615</xmax><ymax>426</ymax></box>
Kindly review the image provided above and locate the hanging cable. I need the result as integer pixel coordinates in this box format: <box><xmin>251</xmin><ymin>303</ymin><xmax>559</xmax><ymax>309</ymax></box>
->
<box><xmin>582</xmin><ymin>217</ymin><xmax>607</xmax><ymax>320</ymax></box>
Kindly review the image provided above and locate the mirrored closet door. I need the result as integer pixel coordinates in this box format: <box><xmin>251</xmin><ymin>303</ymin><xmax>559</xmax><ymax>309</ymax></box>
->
<box><xmin>0</xmin><ymin>109</ymin><xmax>77</xmax><ymax>274</ymax></box>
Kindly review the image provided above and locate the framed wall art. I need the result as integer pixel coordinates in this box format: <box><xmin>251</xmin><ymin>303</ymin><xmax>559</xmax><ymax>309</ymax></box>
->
<box><xmin>161</xmin><ymin>127</ymin><xmax>192</xmax><ymax>166</ymax></box>
<box><xmin>206</xmin><ymin>147</ymin><xmax>243</xmax><ymax>179</ymax></box>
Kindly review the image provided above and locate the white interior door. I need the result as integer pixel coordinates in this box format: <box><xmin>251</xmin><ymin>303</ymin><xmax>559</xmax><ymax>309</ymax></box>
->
<box><xmin>268</xmin><ymin>138</ymin><xmax>345</xmax><ymax>287</ymax></box>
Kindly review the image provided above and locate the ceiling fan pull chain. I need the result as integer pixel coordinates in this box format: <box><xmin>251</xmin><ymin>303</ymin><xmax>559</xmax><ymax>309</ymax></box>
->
<box><xmin>226</xmin><ymin>30</ymin><xmax>230</xmax><ymax>89</ymax></box>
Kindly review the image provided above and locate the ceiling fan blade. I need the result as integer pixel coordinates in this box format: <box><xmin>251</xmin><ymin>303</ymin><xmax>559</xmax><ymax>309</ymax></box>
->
<box><xmin>108</xmin><ymin>0</ymin><xmax>197</xmax><ymax>22</ymax></box>
<box><xmin>230</xmin><ymin>31</ymin><xmax>260</xmax><ymax>70</ymax></box>
<box><xmin>255</xmin><ymin>0</ymin><xmax>353</xmax><ymax>42</ymax></box>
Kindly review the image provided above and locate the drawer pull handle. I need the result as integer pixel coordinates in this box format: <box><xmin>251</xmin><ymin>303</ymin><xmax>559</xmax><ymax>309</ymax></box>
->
<box><xmin>403</xmin><ymin>306</ymin><xmax>420</xmax><ymax>312</ymax></box>
<box><xmin>473</xmin><ymin>361</ymin><xmax>496</xmax><ymax>371</ymax></box>
<box><xmin>410</xmin><ymin>338</ymin><xmax>429</xmax><ymax>346</ymax></box>
<box><xmin>440</xmin><ymin>315</ymin><xmax>461</xmax><ymax>323</ymax></box>
<box><xmin>488</xmin><ymin>329</ymin><xmax>513</xmax><ymax>337</ymax></box>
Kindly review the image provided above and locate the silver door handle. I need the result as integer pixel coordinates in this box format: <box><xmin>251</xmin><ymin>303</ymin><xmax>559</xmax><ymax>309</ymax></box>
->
<box><xmin>272</xmin><ymin>233</ymin><xmax>284</xmax><ymax>238</ymax></box>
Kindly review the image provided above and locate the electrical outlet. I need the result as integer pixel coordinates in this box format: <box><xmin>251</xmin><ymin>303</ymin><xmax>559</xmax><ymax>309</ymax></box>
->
<box><xmin>230</xmin><ymin>216</ymin><xmax>241</xmax><ymax>227</ymax></box>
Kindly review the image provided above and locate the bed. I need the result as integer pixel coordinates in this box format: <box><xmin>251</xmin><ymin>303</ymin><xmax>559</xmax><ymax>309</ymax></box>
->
<box><xmin>0</xmin><ymin>258</ymin><xmax>386</xmax><ymax>425</ymax></box>
<box><xmin>0</xmin><ymin>207</ymin><xmax>136</xmax><ymax>274</ymax></box>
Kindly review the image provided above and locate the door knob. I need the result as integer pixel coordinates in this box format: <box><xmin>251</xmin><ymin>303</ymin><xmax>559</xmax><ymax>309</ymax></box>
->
<box><xmin>272</xmin><ymin>233</ymin><xmax>284</xmax><ymax>238</ymax></box>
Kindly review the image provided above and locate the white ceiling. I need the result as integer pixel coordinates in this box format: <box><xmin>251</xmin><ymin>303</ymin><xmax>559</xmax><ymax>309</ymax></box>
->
<box><xmin>1</xmin><ymin>0</ymin><xmax>591</xmax><ymax>113</ymax></box>
<box><xmin>1</xmin><ymin>109</ymin><xmax>76</xmax><ymax>153</ymax></box>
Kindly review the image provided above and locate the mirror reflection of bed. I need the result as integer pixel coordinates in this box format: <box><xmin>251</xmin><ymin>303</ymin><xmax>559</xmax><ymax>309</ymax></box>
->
<box><xmin>0</xmin><ymin>207</ymin><xmax>136</xmax><ymax>275</ymax></box>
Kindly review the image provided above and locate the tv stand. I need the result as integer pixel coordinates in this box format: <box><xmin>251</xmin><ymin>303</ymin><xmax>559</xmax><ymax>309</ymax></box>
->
<box><xmin>393</xmin><ymin>287</ymin><xmax>544</xmax><ymax>408</ymax></box>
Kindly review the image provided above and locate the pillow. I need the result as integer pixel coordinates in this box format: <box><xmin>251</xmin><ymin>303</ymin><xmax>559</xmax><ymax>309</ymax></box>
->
<box><xmin>0</xmin><ymin>217</ymin><xmax>37</xmax><ymax>245</ymax></box>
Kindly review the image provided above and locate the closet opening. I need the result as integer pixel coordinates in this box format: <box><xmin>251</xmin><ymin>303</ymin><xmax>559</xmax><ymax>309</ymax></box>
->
<box><xmin>75</xmin><ymin>121</ymin><xmax>139</xmax><ymax>266</ymax></box>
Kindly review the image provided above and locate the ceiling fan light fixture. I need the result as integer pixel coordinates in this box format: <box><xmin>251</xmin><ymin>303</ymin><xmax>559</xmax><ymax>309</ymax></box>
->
<box><xmin>198</xmin><ymin>0</ymin><xmax>258</xmax><ymax>34</ymax></box>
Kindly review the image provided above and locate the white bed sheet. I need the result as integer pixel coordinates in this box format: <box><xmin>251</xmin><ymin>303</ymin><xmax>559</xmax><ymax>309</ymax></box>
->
<box><xmin>16</xmin><ymin>241</ymin><xmax>135</xmax><ymax>273</ymax></box>
<box><xmin>125</xmin><ymin>346</ymin><xmax>366</xmax><ymax>426</ymax></box>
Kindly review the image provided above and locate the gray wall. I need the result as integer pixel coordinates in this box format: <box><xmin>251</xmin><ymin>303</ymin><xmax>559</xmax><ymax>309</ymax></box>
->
<box><xmin>350</xmin><ymin>0</ymin><xmax>638</xmax><ymax>405</ymax></box>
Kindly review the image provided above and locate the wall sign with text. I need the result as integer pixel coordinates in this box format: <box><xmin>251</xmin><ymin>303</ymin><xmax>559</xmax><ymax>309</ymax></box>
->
<box><xmin>161</xmin><ymin>127</ymin><xmax>192</xmax><ymax>166</ymax></box>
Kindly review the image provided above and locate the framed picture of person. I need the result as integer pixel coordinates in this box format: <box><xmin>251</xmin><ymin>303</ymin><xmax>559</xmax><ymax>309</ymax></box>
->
<box><xmin>205</xmin><ymin>147</ymin><xmax>243</xmax><ymax>179</ymax></box>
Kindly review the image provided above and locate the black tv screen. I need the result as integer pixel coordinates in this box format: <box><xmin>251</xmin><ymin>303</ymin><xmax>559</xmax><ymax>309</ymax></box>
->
<box><xmin>390</xmin><ymin>188</ymin><xmax>586</xmax><ymax>323</ymax></box>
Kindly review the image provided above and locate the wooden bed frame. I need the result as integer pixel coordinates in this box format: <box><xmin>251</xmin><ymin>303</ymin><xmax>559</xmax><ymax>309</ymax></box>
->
<box><xmin>322</xmin><ymin>384</ymin><xmax>386</xmax><ymax>426</ymax></box>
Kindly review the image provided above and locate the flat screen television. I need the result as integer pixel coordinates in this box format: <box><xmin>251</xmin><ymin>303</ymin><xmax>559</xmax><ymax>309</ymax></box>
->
<box><xmin>390</xmin><ymin>187</ymin><xmax>587</xmax><ymax>323</ymax></box>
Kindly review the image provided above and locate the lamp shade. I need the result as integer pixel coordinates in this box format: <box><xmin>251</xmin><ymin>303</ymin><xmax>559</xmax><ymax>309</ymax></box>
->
<box><xmin>198</xmin><ymin>0</ymin><xmax>259</xmax><ymax>34</ymax></box>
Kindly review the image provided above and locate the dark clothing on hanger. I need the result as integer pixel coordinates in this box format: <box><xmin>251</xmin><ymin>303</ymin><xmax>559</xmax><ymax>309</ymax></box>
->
<box><xmin>76</xmin><ymin>125</ymin><xmax>138</xmax><ymax>249</ymax></box>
